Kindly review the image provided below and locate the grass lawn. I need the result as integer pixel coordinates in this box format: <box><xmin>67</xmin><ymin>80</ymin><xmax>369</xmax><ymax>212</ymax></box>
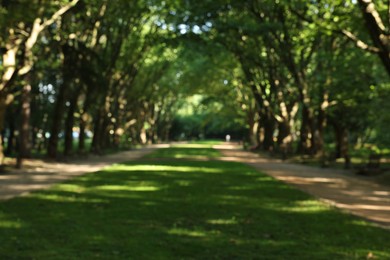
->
<box><xmin>1</xmin><ymin>145</ymin><xmax>390</xmax><ymax>259</ymax></box>
<box><xmin>144</xmin><ymin>144</ymin><xmax>221</xmax><ymax>159</ymax></box>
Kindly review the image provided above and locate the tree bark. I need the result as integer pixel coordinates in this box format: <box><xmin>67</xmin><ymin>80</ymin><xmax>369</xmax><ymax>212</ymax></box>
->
<box><xmin>47</xmin><ymin>76</ymin><xmax>69</xmax><ymax>159</ymax></box>
<box><xmin>16</xmin><ymin>81</ymin><xmax>32</xmax><ymax>168</ymax></box>
<box><xmin>261</xmin><ymin>109</ymin><xmax>275</xmax><ymax>151</ymax></box>
<box><xmin>357</xmin><ymin>0</ymin><xmax>390</xmax><ymax>76</ymax></box>
<box><xmin>63</xmin><ymin>88</ymin><xmax>81</xmax><ymax>156</ymax></box>
<box><xmin>334</xmin><ymin>123</ymin><xmax>348</xmax><ymax>159</ymax></box>
<box><xmin>91</xmin><ymin>110</ymin><xmax>103</xmax><ymax>154</ymax></box>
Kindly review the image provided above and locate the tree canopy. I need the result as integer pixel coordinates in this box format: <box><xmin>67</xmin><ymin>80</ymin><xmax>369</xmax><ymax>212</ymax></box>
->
<box><xmin>0</xmin><ymin>0</ymin><xmax>389</xmax><ymax>166</ymax></box>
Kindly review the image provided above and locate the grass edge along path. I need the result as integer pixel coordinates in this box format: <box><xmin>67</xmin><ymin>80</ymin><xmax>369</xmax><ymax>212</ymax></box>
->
<box><xmin>0</xmin><ymin>144</ymin><xmax>389</xmax><ymax>259</ymax></box>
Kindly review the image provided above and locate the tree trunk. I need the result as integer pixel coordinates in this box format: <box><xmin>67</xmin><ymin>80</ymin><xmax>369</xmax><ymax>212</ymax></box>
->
<box><xmin>254</xmin><ymin>117</ymin><xmax>263</xmax><ymax>149</ymax></box>
<box><xmin>262</xmin><ymin>110</ymin><xmax>275</xmax><ymax>151</ymax></box>
<box><xmin>0</xmin><ymin>93</ymin><xmax>13</xmax><ymax>164</ymax></box>
<box><xmin>47</xmin><ymin>78</ymin><xmax>69</xmax><ymax>159</ymax></box>
<box><xmin>16</xmin><ymin>83</ymin><xmax>32</xmax><ymax>168</ymax></box>
<box><xmin>277</xmin><ymin>119</ymin><xmax>293</xmax><ymax>158</ymax></box>
<box><xmin>78</xmin><ymin>93</ymin><xmax>93</xmax><ymax>154</ymax></box>
<box><xmin>334</xmin><ymin>123</ymin><xmax>349</xmax><ymax>161</ymax></box>
<box><xmin>297</xmin><ymin>105</ymin><xmax>310</xmax><ymax>154</ymax></box>
<box><xmin>63</xmin><ymin>90</ymin><xmax>80</xmax><ymax>157</ymax></box>
<box><xmin>78</xmin><ymin>114</ymin><xmax>87</xmax><ymax>154</ymax></box>
<box><xmin>91</xmin><ymin>110</ymin><xmax>103</xmax><ymax>154</ymax></box>
<box><xmin>315</xmin><ymin>96</ymin><xmax>328</xmax><ymax>158</ymax></box>
<box><xmin>5</xmin><ymin>109</ymin><xmax>16</xmax><ymax>156</ymax></box>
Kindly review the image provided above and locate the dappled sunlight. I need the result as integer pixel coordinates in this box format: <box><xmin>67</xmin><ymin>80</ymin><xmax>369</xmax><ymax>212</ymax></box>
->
<box><xmin>56</xmin><ymin>184</ymin><xmax>86</xmax><ymax>193</ymax></box>
<box><xmin>1</xmin><ymin>146</ymin><xmax>390</xmax><ymax>258</ymax></box>
<box><xmin>349</xmin><ymin>219</ymin><xmax>373</xmax><ymax>228</ymax></box>
<box><xmin>141</xmin><ymin>201</ymin><xmax>157</xmax><ymax>206</ymax></box>
<box><xmin>276</xmin><ymin>175</ymin><xmax>348</xmax><ymax>187</ymax></box>
<box><xmin>328</xmin><ymin>201</ymin><xmax>390</xmax><ymax>212</ymax></box>
<box><xmin>228</xmin><ymin>186</ymin><xmax>258</xmax><ymax>191</ymax></box>
<box><xmin>109</xmin><ymin>164</ymin><xmax>223</xmax><ymax>174</ymax></box>
<box><xmin>94</xmin><ymin>184</ymin><xmax>161</xmax><ymax>192</ymax></box>
<box><xmin>0</xmin><ymin>220</ymin><xmax>24</xmax><ymax>229</ymax></box>
<box><xmin>167</xmin><ymin>228</ymin><xmax>208</xmax><ymax>237</ymax></box>
<box><xmin>171</xmin><ymin>144</ymin><xmax>214</xmax><ymax>148</ymax></box>
<box><xmin>373</xmin><ymin>190</ymin><xmax>390</xmax><ymax>196</ymax></box>
<box><xmin>216</xmin><ymin>195</ymin><xmax>252</xmax><ymax>204</ymax></box>
<box><xmin>206</xmin><ymin>218</ymin><xmax>238</xmax><ymax>225</ymax></box>
<box><xmin>281</xmin><ymin>200</ymin><xmax>331</xmax><ymax>213</ymax></box>
<box><xmin>30</xmin><ymin>193</ymin><xmax>109</xmax><ymax>204</ymax></box>
<box><xmin>174</xmin><ymin>180</ymin><xmax>192</xmax><ymax>187</ymax></box>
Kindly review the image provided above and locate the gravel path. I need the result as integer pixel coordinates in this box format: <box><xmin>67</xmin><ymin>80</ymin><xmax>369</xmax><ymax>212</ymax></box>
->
<box><xmin>214</xmin><ymin>143</ymin><xmax>390</xmax><ymax>229</ymax></box>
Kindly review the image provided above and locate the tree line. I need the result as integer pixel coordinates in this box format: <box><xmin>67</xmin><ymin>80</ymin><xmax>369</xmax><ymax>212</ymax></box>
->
<box><xmin>165</xmin><ymin>0</ymin><xmax>390</xmax><ymax>166</ymax></box>
<box><xmin>0</xmin><ymin>0</ymin><xmax>389</xmax><ymax>167</ymax></box>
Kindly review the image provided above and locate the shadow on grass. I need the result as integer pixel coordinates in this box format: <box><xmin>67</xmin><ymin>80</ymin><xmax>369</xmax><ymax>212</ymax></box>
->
<box><xmin>0</xmin><ymin>160</ymin><xmax>390</xmax><ymax>259</ymax></box>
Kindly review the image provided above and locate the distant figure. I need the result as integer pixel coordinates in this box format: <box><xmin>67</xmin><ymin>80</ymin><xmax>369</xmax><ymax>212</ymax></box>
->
<box><xmin>225</xmin><ymin>134</ymin><xmax>231</xmax><ymax>142</ymax></box>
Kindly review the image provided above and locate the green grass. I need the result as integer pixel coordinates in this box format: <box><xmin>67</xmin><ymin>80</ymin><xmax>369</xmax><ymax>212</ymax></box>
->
<box><xmin>1</xmin><ymin>146</ymin><xmax>390</xmax><ymax>259</ymax></box>
<box><xmin>145</xmin><ymin>144</ymin><xmax>221</xmax><ymax>159</ymax></box>
<box><xmin>191</xmin><ymin>140</ymin><xmax>223</xmax><ymax>145</ymax></box>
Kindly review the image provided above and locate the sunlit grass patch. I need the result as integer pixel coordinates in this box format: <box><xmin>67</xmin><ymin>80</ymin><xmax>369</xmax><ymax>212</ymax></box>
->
<box><xmin>145</xmin><ymin>146</ymin><xmax>221</xmax><ymax>159</ymax></box>
<box><xmin>94</xmin><ymin>184</ymin><xmax>161</xmax><ymax>192</ymax></box>
<box><xmin>0</xmin><ymin>220</ymin><xmax>23</xmax><ymax>229</ymax></box>
<box><xmin>190</xmin><ymin>140</ymin><xmax>223</xmax><ymax>145</ymax></box>
<box><xmin>108</xmin><ymin>164</ymin><xmax>223</xmax><ymax>173</ymax></box>
<box><xmin>167</xmin><ymin>228</ymin><xmax>208</xmax><ymax>237</ymax></box>
<box><xmin>207</xmin><ymin>218</ymin><xmax>238</xmax><ymax>225</ymax></box>
<box><xmin>280</xmin><ymin>199</ymin><xmax>332</xmax><ymax>213</ymax></box>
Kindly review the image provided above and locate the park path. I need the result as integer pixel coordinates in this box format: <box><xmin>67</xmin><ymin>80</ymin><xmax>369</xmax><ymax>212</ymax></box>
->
<box><xmin>214</xmin><ymin>143</ymin><xmax>390</xmax><ymax>229</ymax></box>
<box><xmin>0</xmin><ymin>144</ymin><xmax>168</xmax><ymax>201</ymax></box>
<box><xmin>1</xmin><ymin>143</ymin><xmax>390</xmax><ymax>230</ymax></box>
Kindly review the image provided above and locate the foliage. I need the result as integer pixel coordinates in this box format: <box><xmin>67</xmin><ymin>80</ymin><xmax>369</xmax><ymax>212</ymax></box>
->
<box><xmin>0</xmin><ymin>0</ymin><xmax>389</xmax><ymax>164</ymax></box>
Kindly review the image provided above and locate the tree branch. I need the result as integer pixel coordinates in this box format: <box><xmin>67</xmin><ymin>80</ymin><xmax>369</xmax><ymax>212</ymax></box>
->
<box><xmin>340</xmin><ymin>29</ymin><xmax>381</xmax><ymax>53</ymax></box>
<box><xmin>289</xmin><ymin>7</ymin><xmax>380</xmax><ymax>53</ymax></box>
<box><xmin>40</xmin><ymin>0</ymin><xmax>80</xmax><ymax>31</ymax></box>
<box><xmin>18</xmin><ymin>0</ymin><xmax>80</xmax><ymax>76</ymax></box>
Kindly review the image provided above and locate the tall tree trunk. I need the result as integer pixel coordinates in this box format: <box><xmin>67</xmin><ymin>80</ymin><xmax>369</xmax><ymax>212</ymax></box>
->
<box><xmin>63</xmin><ymin>89</ymin><xmax>81</xmax><ymax>157</ymax></box>
<box><xmin>16</xmin><ymin>82</ymin><xmax>32</xmax><ymax>168</ymax></box>
<box><xmin>334</xmin><ymin>124</ymin><xmax>350</xmax><ymax>169</ymax></box>
<box><xmin>277</xmin><ymin>120</ymin><xmax>290</xmax><ymax>146</ymax></box>
<box><xmin>0</xmin><ymin>93</ymin><xmax>14</xmax><ymax>164</ymax></box>
<box><xmin>78</xmin><ymin>92</ymin><xmax>93</xmax><ymax>154</ymax></box>
<box><xmin>78</xmin><ymin>117</ymin><xmax>87</xmax><ymax>154</ymax></box>
<box><xmin>262</xmin><ymin>110</ymin><xmax>275</xmax><ymax>151</ymax></box>
<box><xmin>334</xmin><ymin>123</ymin><xmax>347</xmax><ymax>158</ymax></box>
<box><xmin>5</xmin><ymin>108</ymin><xmax>16</xmax><ymax>156</ymax></box>
<box><xmin>297</xmin><ymin>105</ymin><xmax>310</xmax><ymax>154</ymax></box>
<box><xmin>47</xmin><ymin>78</ymin><xmax>69</xmax><ymax>159</ymax></box>
<box><xmin>254</xmin><ymin>116</ymin><xmax>263</xmax><ymax>149</ymax></box>
<box><xmin>91</xmin><ymin>110</ymin><xmax>103</xmax><ymax>154</ymax></box>
<box><xmin>315</xmin><ymin>91</ymin><xmax>329</xmax><ymax>158</ymax></box>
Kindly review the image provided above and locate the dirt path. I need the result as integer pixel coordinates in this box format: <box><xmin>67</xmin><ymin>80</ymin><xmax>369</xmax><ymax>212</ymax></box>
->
<box><xmin>0</xmin><ymin>144</ymin><xmax>169</xmax><ymax>201</ymax></box>
<box><xmin>214</xmin><ymin>143</ymin><xmax>390</xmax><ymax>229</ymax></box>
<box><xmin>1</xmin><ymin>142</ymin><xmax>390</xmax><ymax>230</ymax></box>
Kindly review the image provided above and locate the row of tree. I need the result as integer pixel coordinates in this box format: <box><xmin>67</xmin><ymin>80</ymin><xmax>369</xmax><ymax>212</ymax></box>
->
<box><xmin>0</xmin><ymin>0</ymin><xmax>389</xmax><ymax>167</ymax></box>
<box><xmin>164</xmin><ymin>0</ymin><xmax>390</xmax><ymax>164</ymax></box>
<box><xmin>0</xmin><ymin>0</ymin><xmax>190</xmax><ymax>167</ymax></box>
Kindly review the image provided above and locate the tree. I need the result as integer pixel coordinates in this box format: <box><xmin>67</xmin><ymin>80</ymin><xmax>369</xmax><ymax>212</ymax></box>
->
<box><xmin>0</xmin><ymin>0</ymin><xmax>79</xmax><ymax>164</ymax></box>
